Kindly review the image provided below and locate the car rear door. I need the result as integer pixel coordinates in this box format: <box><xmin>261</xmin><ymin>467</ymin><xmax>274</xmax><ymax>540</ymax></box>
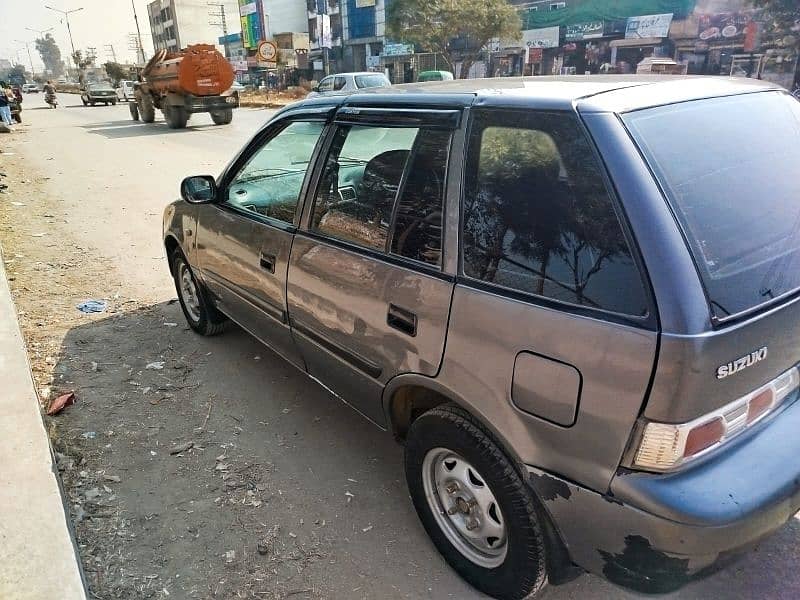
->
<box><xmin>195</xmin><ymin>113</ymin><xmax>329</xmax><ymax>369</ymax></box>
<box><xmin>286</xmin><ymin>107</ymin><xmax>460</xmax><ymax>425</ymax></box>
<box><xmin>439</xmin><ymin>108</ymin><xmax>658</xmax><ymax>492</ymax></box>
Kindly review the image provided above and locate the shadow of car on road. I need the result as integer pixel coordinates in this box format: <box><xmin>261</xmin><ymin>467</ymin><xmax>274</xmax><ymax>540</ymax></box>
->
<box><xmin>79</xmin><ymin>120</ymin><xmax>224</xmax><ymax>139</ymax></box>
<box><xmin>47</xmin><ymin>300</ymin><xmax>800</xmax><ymax>599</ymax></box>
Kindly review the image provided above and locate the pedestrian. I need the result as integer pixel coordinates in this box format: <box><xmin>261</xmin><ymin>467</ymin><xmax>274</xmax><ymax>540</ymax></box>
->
<box><xmin>0</xmin><ymin>82</ymin><xmax>14</xmax><ymax>127</ymax></box>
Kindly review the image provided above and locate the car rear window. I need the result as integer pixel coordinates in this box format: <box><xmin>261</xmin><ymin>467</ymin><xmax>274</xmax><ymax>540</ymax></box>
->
<box><xmin>354</xmin><ymin>74</ymin><xmax>390</xmax><ymax>89</ymax></box>
<box><xmin>623</xmin><ymin>92</ymin><xmax>800</xmax><ymax>320</ymax></box>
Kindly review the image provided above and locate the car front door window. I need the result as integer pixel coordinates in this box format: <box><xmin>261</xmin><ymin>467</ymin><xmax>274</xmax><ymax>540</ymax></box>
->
<box><xmin>226</xmin><ymin>121</ymin><xmax>325</xmax><ymax>224</ymax></box>
<box><xmin>318</xmin><ymin>77</ymin><xmax>334</xmax><ymax>93</ymax></box>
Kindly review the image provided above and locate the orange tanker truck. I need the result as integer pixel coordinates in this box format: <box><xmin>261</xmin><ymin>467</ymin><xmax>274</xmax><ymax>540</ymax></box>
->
<box><xmin>130</xmin><ymin>44</ymin><xmax>239</xmax><ymax>129</ymax></box>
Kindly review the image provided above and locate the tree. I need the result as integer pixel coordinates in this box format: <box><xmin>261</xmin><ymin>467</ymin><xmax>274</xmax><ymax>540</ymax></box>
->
<box><xmin>104</xmin><ymin>62</ymin><xmax>129</xmax><ymax>86</ymax></box>
<box><xmin>35</xmin><ymin>34</ymin><xmax>64</xmax><ymax>77</ymax></box>
<box><xmin>71</xmin><ymin>50</ymin><xmax>95</xmax><ymax>70</ymax></box>
<box><xmin>386</xmin><ymin>0</ymin><xmax>521</xmax><ymax>79</ymax></box>
<box><xmin>752</xmin><ymin>0</ymin><xmax>800</xmax><ymax>34</ymax></box>
<box><xmin>7</xmin><ymin>65</ymin><xmax>28</xmax><ymax>85</ymax></box>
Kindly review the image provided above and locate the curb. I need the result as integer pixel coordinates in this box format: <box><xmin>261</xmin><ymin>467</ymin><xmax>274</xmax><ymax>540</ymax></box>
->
<box><xmin>0</xmin><ymin>244</ymin><xmax>88</xmax><ymax>600</ymax></box>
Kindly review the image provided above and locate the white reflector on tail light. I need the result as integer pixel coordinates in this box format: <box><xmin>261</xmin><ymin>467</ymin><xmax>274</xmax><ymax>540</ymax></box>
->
<box><xmin>632</xmin><ymin>366</ymin><xmax>800</xmax><ymax>472</ymax></box>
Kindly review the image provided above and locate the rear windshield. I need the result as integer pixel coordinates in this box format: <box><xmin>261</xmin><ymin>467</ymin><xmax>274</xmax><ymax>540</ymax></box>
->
<box><xmin>354</xmin><ymin>74</ymin><xmax>390</xmax><ymax>89</ymax></box>
<box><xmin>624</xmin><ymin>92</ymin><xmax>800</xmax><ymax>320</ymax></box>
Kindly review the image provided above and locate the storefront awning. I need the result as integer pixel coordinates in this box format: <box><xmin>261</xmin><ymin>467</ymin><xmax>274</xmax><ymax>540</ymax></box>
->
<box><xmin>610</xmin><ymin>37</ymin><xmax>664</xmax><ymax>48</ymax></box>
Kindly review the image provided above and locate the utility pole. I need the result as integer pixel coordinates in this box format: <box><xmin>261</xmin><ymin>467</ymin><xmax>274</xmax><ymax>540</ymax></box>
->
<box><xmin>132</xmin><ymin>0</ymin><xmax>147</xmax><ymax>64</ymax></box>
<box><xmin>104</xmin><ymin>44</ymin><xmax>117</xmax><ymax>63</ymax></box>
<box><xmin>44</xmin><ymin>5</ymin><xmax>84</xmax><ymax>56</ymax></box>
<box><xmin>14</xmin><ymin>40</ymin><xmax>36</xmax><ymax>78</ymax></box>
<box><xmin>208</xmin><ymin>3</ymin><xmax>230</xmax><ymax>57</ymax></box>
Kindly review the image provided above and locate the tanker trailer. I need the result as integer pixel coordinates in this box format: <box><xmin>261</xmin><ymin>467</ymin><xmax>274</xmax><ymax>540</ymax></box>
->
<box><xmin>130</xmin><ymin>44</ymin><xmax>239</xmax><ymax>129</ymax></box>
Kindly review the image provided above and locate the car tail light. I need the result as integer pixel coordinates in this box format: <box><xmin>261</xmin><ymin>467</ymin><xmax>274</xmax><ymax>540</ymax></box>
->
<box><xmin>631</xmin><ymin>366</ymin><xmax>799</xmax><ymax>472</ymax></box>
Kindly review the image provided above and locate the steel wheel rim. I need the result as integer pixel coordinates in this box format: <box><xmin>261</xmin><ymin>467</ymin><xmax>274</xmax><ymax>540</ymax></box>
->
<box><xmin>178</xmin><ymin>262</ymin><xmax>201</xmax><ymax>322</ymax></box>
<box><xmin>422</xmin><ymin>447</ymin><xmax>508</xmax><ymax>568</ymax></box>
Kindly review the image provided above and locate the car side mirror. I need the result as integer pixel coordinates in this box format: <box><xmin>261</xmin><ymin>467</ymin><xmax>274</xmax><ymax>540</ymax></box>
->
<box><xmin>181</xmin><ymin>175</ymin><xmax>217</xmax><ymax>204</ymax></box>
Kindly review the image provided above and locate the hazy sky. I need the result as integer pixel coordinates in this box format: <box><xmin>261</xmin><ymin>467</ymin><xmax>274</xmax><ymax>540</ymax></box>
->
<box><xmin>3</xmin><ymin>0</ymin><xmax>163</xmax><ymax>70</ymax></box>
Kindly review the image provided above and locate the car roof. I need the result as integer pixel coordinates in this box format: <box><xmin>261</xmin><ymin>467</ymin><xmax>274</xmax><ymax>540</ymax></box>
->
<box><xmin>298</xmin><ymin>75</ymin><xmax>782</xmax><ymax>113</ymax></box>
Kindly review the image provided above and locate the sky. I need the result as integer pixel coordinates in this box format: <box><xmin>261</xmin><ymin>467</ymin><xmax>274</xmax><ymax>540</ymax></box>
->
<box><xmin>2</xmin><ymin>0</ymin><xmax>160</xmax><ymax>71</ymax></box>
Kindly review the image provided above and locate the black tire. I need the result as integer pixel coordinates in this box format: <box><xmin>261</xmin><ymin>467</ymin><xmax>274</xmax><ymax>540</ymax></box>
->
<box><xmin>139</xmin><ymin>93</ymin><xmax>155</xmax><ymax>123</ymax></box>
<box><xmin>111</xmin><ymin>99</ymin><xmax>117</xmax><ymax>105</ymax></box>
<box><xmin>165</xmin><ymin>105</ymin><xmax>188</xmax><ymax>129</ymax></box>
<box><xmin>405</xmin><ymin>404</ymin><xmax>549</xmax><ymax>600</ymax></box>
<box><xmin>171</xmin><ymin>252</ymin><xmax>226</xmax><ymax>336</ymax></box>
<box><xmin>129</xmin><ymin>101</ymin><xmax>140</xmax><ymax>121</ymax></box>
<box><xmin>210</xmin><ymin>108</ymin><xmax>233</xmax><ymax>125</ymax></box>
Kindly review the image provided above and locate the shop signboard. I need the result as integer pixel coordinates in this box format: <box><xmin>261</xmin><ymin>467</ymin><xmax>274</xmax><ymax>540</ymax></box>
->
<box><xmin>232</xmin><ymin>59</ymin><xmax>249</xmax><ymax>72</ymax></box>
<box><xmin>317</xmin><ymin>14</ymin><xmax>332</xmax><ymax>48</ymax></box>
<box><xmin>565</xmin><ymin>22</ymin><xmax>604</xmax><ymax>42</ymax></box>
<box><xmin>366</xmin><ymin>55</ymin><xmax>381</xmax><ymax>68</ymax></box>
<box><xmin>383</xmin><ymin>42</ymin><xmax>414</xmax><ymax>56</ymax></box>
<box><xmin>356</xmin><ymin>0</ymin><xmax>375</xmax><ymax>6</ymax></box>
<box><xmin>697</xmin><ymin>11</ymin><xmax>758</xmax><ymax>42</ymax></box>
<box><xmin>527</xmin><ymin>48</ymin><xmax>544</xmax><ymax>64</ymax></box>
<box><xmin>604</xmin><ymin>19</ymin><xmax>627</xmax><ymax>37</ymax></box>
<box><xmin>625</xmin><ymin>13</ymin><xmax>673</xmax><ymax>39</ymax></box>
<box><xmin>239</xmin><ymin>0</ymin><xmax>264</xmax><ymax>49</ymax></box>
<box><xmin>522</xmin><ymin>26</ymin><xmax>560</xmax><ymax>49</ymax></box>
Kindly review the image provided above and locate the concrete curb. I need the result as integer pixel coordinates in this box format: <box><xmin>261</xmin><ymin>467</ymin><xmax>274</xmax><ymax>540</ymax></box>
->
<box><xmin>0</xmin><ymin>245</ymin><xmax>88</xmax><ymax>600</ymax></box>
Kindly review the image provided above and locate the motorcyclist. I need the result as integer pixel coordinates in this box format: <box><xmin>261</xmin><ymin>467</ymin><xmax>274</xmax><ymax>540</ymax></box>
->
<box><xmin>43</xmin><ymin>80</ymin><xmax>58</xmax><ymax>107</ymax></box>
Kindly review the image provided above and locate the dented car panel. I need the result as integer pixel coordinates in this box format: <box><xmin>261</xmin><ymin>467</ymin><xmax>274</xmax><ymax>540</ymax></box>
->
<box><xmin>530</xmin><ymin>390</ymin><xmax>800</xmax><ymax>592</ymax></box>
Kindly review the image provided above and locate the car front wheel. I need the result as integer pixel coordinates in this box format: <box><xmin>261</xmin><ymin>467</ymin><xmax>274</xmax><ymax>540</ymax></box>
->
<box><xmin>405</xmin><ymin>403</ymin><xmax>549</xmax><ymax>600</ymax></box>
<box><xmin>171</xmin><ymin>252</ymin><xmax>227</xmax><ymax>336</ymax></box>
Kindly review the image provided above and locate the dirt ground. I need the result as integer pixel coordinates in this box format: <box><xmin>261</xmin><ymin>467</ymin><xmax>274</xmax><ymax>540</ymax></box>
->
<box><xmin>3</xmin><ymin>98</ymin><xmax>800</xmax><ymax>600</ymax></box>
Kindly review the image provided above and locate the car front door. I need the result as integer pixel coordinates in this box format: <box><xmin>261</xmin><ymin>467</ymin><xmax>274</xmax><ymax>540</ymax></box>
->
<box><xmin>195</xmin><ymin>116</ymin><xmax>328</xmax><ymax>368</ymax></box>
<box><xmin>287</xmin><ymin>108</ymin><xmax>459</xmax><ymax>425</ymax></box>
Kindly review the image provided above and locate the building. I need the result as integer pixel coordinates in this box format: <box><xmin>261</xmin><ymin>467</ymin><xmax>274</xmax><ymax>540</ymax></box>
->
<box><xmin>148</xmin><ymin>0</ymin><xmax>241</xmax><ymax>53</ymax></box>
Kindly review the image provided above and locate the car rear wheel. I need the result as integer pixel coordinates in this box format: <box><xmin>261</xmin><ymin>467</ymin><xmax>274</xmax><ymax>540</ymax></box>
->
<box><xmin>171</xmin><ymin>252</ymin><xmax>227</xmax><ymax>336</ymax></box>
<box><xmin>405</xmin><ymin>403</ymin><xmax>549</xmax><ymax>600</ymax></box>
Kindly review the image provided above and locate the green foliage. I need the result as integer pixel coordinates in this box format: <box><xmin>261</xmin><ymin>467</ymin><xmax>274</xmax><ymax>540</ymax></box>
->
<box><xmin>386</xmin><ymin>0</ymin><xmax>521</xmax><ymax>78</ymax></box>
<box><xmin>35</xmin><ymin>34</ymin><xmax>63</xmax><ymax>77</ymax></box>
<box><xmin>104</xmin><ymin>62</ymin><xmax>129</xmax><ymax>86</ymax></box>
<box><xmin>751</xmin><ymin>0</ymin><xmax>800</xmax><ymax>35</ymax></box>
<box><xmin>72</xmin><ymin>50</ymin><xmax>94</xmax><ymax>70</ymax></box>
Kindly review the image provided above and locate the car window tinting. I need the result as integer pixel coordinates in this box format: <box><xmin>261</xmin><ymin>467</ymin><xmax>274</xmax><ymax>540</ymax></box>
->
<box><xmin>318</xmin><ymin>77</ymin><xmax>334</xmax><ymax>92</ymax></box>
<box><xmin>226</xmin><ymin>121</ymin><xmax>324</xmax><ymax>224</ymax></box>
<box><xmin>462</xmin><ymin>110</ymin><xmax>647</xmax><ymax>316</ymax></box>
<box><xmin>389</xmin><ymin>129</ymin><xmax>451</xmax><ymax>267</ymax></box>
<box><xmin>333</xmin><ymin>76</ymin><xmax>346</xmax><ymax>91</ymax></box>
<box><xmin>355</xmin><ymin>74</ymin><xmax>390</xmax><ymax>89</ymax></box>
<box><xmin>624</xmin><ymin>92</ymin><xmax>800</xmax><ymax>320</ymax></box>
<box><xmin>312</xmin><ymin>125</ymin><xmax>419</xmax><ymax>251</ymax></box>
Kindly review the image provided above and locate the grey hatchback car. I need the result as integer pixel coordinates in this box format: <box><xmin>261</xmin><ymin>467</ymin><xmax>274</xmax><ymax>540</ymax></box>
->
<box><xmin>164</xmin><ymin>76</ymin><xmax>800</xmax><ymax>599</ymax></box>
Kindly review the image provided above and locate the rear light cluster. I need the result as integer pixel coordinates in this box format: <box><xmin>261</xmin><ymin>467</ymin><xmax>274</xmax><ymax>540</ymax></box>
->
<box><xmin>631</xmin><ymin>366</ymin><xmax>800</xmax><ymax>472</ymax></box>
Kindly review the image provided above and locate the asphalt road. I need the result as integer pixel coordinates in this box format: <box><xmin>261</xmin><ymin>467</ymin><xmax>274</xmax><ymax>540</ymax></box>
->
<box><xmin>6</xmin><ymin>93</ymin><xmax>800</xmax><ymax>599</ymax></box>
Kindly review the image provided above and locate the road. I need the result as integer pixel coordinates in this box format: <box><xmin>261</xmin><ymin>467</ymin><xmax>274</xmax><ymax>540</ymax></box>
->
<box><xmin>1</xmin><ymin>93</ymin><xmax>799</xmax><ymax>599</ymax></box>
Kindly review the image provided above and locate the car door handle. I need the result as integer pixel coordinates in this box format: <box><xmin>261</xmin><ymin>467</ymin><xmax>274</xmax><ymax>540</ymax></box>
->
<box><xmin>259</xmin><ymin>252</ymin><xmax>276</xmax><ymax>274</ymax></box>
<box><xmin>387</xmin><ymin>304</ymin><xmax>417</xmax><ymax>337</ymax></box>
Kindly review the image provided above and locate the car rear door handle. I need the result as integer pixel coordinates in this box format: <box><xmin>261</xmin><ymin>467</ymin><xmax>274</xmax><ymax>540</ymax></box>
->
<box><xmin>259</xmin><ymin>252</ymin><xmax>276</xmax><ymax>274</ymax></box>
<box><xmin>387</xmin><ymin>304</ymin><xmax>417</xmax><ymax>337</ymax></box>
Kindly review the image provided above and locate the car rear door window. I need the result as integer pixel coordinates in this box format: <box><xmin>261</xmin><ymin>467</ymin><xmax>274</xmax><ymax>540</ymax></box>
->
<box><xmin>462</xmin><ymin>110</ymin><xmax>647</xmax><ymax>316</ymax></box>
<box><xmin>318</xmin><ymin>77</ymin><xmax>334</xmax><ymax>93</ymax></box>
<box><xmin>333</xmin><ymin>76</ymin><xmax>346</xmax><ymax>91</ymax></box>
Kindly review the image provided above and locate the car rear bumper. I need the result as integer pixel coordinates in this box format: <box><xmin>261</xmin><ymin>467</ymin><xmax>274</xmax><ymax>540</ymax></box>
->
<box><xmin>184</xmin><ymin>94</ymin><xmax>239</xmax><ymax>114</ymax></box>
<box><xmin>528</xmin><ymin>393</ymin><xmax>800</xmax><ymax>593</ymax></box>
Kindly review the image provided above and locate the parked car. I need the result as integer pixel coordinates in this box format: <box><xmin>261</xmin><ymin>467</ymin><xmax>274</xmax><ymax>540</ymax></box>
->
<box><xmin>116</xmin><ymin>80</ymin><xmax>135</xmax><ymax>101</ymax></box>
<box><xmin>306</xmin><ymin>71</ymin><xmax>391</xmax><ymax>98</ymax></box>
<box><xmin>22</xmin><ymin>83</ymin><xmax>40</xmax><ymax>94</ymax></box>
<box><xmin>164</xmin><ymin>76</ymin><xmax>800</xmax><ymax>599</ymax></box>
<box><xmin>418</xmin><ymin>70</ymin><xmax>454</xmax><ymax>82</ymax></box>
<box><xmin>81</xmin><ymin>82</ymin><xmax>118</xmax><ymax>106</ymax></box>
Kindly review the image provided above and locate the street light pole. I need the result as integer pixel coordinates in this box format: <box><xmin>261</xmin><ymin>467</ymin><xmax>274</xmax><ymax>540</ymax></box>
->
<box><xmin>44</xmin><ymin>5</ymin><xmax>84</xmax><ymax>56</ymax></box>
<box><xmin>15</xmin><ymin>40</ymin><xmax>36</xmax><ymax>78</ymax></box>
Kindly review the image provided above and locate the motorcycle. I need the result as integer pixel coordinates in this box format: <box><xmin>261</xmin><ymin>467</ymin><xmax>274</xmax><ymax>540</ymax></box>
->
<box><xmin>45</xmin><ymin>91</ymin><xmax>58</xmax><ymax>108</ymax></box>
